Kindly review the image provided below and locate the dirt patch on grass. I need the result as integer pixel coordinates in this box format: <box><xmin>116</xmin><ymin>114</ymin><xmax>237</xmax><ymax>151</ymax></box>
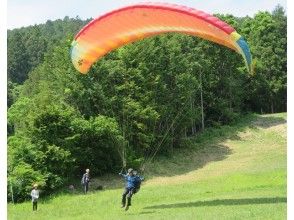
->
<box><xmin>144</xmin><ymin>114</ymin><xmax>287</xmax><ymax>187</ymax></box>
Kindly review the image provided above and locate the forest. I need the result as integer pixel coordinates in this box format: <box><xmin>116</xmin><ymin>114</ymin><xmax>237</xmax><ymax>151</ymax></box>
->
<box><xmin>7</xmin><ymin>6</ymin><xmax>286</xmax><ymax>202</ymax></box>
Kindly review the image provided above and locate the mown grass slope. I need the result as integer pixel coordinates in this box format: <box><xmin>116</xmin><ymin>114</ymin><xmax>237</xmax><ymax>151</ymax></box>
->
<box><xmin>8</xmin><ymin>113</ymin><xmax>287</xmax><ymax>220</ymax></box>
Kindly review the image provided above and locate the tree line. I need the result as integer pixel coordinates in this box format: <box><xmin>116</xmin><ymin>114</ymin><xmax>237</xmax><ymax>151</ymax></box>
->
<box><xmin>7</xmin><ymin>6</ymin><xmax>286</xmax><ymax>202</ymax></box>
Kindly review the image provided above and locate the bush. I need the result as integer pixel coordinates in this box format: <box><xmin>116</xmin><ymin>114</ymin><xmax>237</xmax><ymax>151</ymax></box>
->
<box><xmin>8</xmin><ymin>162</ymin><xmax>46</xmax><ymax>203</ymax></box>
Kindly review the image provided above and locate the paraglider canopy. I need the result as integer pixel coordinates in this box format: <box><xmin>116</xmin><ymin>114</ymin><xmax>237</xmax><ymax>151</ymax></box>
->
<box><xmin>70</xmin><ymin>2</ymin><xmax>252</xmax><ymax>74</ymax></box>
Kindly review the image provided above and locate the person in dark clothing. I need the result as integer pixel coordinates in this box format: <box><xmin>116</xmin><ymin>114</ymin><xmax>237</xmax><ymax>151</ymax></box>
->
<box><xmin>119</xmin><ymin>168</ymin><xmax>144</xmax><ymax>211</ymax></box>
<box><xmin>81</xmin><ymin>168</ymin><xmax>90</xmax><ymax>194</ymax></box>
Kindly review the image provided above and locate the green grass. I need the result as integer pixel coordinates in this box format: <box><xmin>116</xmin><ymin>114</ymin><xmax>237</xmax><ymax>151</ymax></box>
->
<box><xmin>8</xmin><ymin>113</ymin><xmax>287</xmax><ymax>220</ymax></box>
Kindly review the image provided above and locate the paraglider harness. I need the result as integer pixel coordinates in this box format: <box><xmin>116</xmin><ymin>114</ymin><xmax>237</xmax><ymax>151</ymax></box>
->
<box><xmin>120</xmin><ymin>168</ymin><xmax>144</xmax><ymax>194</ymax></box>
<box><xmin>133</xmin><ymin>175</ymin><xmax>143</xmax><ymax>194</ymax></box>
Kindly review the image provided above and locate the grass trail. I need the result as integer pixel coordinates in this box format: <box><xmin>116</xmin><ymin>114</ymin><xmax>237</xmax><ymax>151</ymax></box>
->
<box><xmin>8</xmin><ymin>113</ymin><xmax>287</xmax><ymax>220</ymax></box>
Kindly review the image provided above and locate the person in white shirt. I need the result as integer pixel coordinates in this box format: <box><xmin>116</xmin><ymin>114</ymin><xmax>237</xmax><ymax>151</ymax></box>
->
<box><xmin>31</xmin><ymin>184</ymin><xmax>39</xmax><ymax>211</ymax></box>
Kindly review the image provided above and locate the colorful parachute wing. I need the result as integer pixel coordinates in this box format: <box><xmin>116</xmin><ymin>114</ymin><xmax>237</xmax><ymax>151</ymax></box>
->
<box><xmin>70</xmin><ymin>2</ymin><xmax>252</xmax><ymax>74</ymax></box>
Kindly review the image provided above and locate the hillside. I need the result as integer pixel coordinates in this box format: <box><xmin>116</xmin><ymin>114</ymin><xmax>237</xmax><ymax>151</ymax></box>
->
<box><xmin>8</xmin><ymin>113</ymin><xmax>287</xmax><ymax>220</ymax></box>
<box><xmin>8</xmin><ymin>9</ymin><xmax>287</xmax><ymax>203</ymax></box>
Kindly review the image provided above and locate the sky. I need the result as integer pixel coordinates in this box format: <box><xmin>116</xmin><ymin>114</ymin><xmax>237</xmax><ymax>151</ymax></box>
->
<box><xmin>7</xmin><ymin>0</ymin><xmax>287</xmax><ymax>29</ymax></box>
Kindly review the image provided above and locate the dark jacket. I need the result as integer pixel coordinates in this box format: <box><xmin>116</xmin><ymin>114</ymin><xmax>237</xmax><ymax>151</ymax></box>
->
<box><xmin>120</xmin><ymin>173</ymin><xmax>143</xmax><ymax>189</ymax></box>
<box><xmin>82</xmin><ymin>173</ymin><xmax>90</xmax><ymax>185</ymax></box>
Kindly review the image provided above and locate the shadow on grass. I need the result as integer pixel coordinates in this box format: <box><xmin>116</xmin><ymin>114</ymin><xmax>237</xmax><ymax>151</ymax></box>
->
<box><xmin>139</xmin><ymin>211</ymin><xmax>156</xmax><ymax>214</ymax></box>
<box><xmin>144</xmin><ymin>197</ymin><xmax>287</xmax><ymax>209</ymax></box>
<box><xmin>252</xmin><ymin>115</ymin><xmax>286</xmax><ymax>129</ymax></box>
<box><xmin>144</xmin><ymin>143</ymin><xmax>232</xmax><ymax>177</ymax></box>
<box><xmin>127</xmin><ymin>211</ymin><xmax>156</xmax><ymax>216</ymax></box>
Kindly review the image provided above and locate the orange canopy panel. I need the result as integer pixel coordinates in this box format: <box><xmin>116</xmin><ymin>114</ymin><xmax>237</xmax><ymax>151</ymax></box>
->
<box><xmin>71</xmin><ymin>2</ymin><xmax>252</xmax><ymax>74</ymax></box>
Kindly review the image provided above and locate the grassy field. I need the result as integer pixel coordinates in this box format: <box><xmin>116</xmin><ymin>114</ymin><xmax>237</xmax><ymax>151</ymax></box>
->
<box><xmin>7</xmin><ymin>113</ymin><xmax>287</xmax><ymax>220</ymax></box>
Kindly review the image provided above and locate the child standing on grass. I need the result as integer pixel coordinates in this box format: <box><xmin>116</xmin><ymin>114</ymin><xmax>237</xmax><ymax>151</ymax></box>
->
<box><xmin>31</xmin><ymin>184</ymin><xmax>39</xmax><ymax>211</ymax></box>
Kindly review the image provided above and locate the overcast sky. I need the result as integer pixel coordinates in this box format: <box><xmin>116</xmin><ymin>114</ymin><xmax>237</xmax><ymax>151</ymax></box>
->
<box><xmin>7</xmin><ymin>0</ymin><xmax>287</xmax><ymax>29</ymax></box>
